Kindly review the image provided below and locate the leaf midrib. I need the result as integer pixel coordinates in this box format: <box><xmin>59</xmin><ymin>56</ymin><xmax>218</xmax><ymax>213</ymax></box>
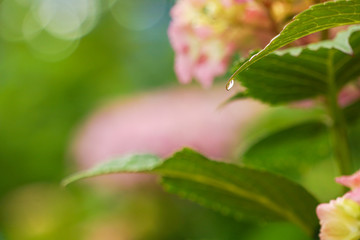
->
<box><xmin>155</xmin><ymin>169</ymin><xmax>312</xmax><ymax>235</ymax></box>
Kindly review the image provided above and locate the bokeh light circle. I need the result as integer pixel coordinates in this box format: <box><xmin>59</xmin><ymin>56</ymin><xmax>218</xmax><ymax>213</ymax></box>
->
<box><xmin>111</xmin><ymin>0</ymin><xmax>167</xmax><ymax>31</ymax></box>
<box><xmin>0</xmin><ymin>0</ymin><xmax>99</xmax><ymax>61</ymax></box>
<box><xmin>32</xmin><ymin>0</ymin><xmax>99</xmax><ymax>40</ymax></box>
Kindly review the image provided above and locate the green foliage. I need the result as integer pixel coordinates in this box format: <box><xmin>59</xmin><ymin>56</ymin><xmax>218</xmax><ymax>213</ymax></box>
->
<box><xmin>242</xmin><ymin>121</ymin><xmax>330</xmax><ymax>180</ymax></box>
<box><xmin>230</xmin><ymin>0</ymin><xmax>360</xmax><ymax>79</ymax></box>
<box><xmin>344</xmin><ymin>99</ymin><xmax>360</xmax><ymax>123</ymax></box>
<box><xmin>62</xmin><ymin>154</ymin><xmax>162</xmax><ymax>185</ymax></box>
<box><xmin>0</xmin><ymin>8</ymin><xmax>174</xmax><ymax>196</ymax></box>
<box><xmin>59</xmin><ymin>1</ymin><xmax>360</xmax><ymax>238</ymax></box>
<box><xmin>64</xmin><ymin>148</ymin><xmax>319</xmax><ymax>236</ymax></box>
<box><xmin>239</xmin><ymin>102</ymin><xmax>360</xmax><ymax>180</ymax></box>
<box><xmin>235</xmin><ymin>26</ymin><xmax>360</xmax><ymax>104</ymax></box>
<box><xmin>240</xmin><ymin>107</ymin><xmax>327</xmax><ymax>149</ymax></box>
<box><xmin>238</xmin><ymin>107</ymin><xmax>330</xmax><ymax>181</ymax></box>
<box><xmin>12</xmin><ymin>0</ymin><xmax>360</xmax><ymax>239</ymax></box>
<box><xmin>239</xmin><ymin>104</ymin><xmax>360</xmax><ymax>200</ymax></box>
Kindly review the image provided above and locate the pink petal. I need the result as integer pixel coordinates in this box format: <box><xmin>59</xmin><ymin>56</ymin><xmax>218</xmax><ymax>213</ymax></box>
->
<box><xmin>336</xmin><ymin>170</ymin><xmax>360</xmax><ymax>189</ymax></box>
<box><xmin>344</xmin><ymin>188</ymin><xmax>360</xmax><ymax>204</ymax></box>
<box><xmin>168</xmin><ymin>22</ymin><xmax>187</xmax><ymax>52</ymax></box>
<box><xmin>174</xmin><ymin>53</ymin><xmax>193</xmax><ymax>84</ymax></box>
<box><xmin>338</xmin><ymin>84</ymin><xmax>360</xmax><ymax>107</ymax></box>
<box><xmin>193</xmin><ymin>26</ymin><xmax>213</xmax><ymax>39</ymax></box>
<box><xmin>316</xmin><ymin>197</ymin><xmax>360</xmax><ymax>240</ymax></box>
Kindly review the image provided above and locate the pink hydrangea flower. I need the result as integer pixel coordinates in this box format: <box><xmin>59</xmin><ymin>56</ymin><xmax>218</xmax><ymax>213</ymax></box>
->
<box><xmin>168</xmin><ymin>0</ymin><xmax>323</xmax><ymax>88</ymax></box>
<box><xmin>317</xmin><ymin>197</ymin><xmax>360</xmax><ymax>240</ymax></box>
<box><xmin>168</xmin><ymin>0</ymin><xmax>251</xmax><ymax>87</ymax></box>
<box><xmin>168</xmin><ymin>22</ymin><xmax>234</xmax><ymax>87</ymax></box>
<box><xmin>317</xmin><ymin>170</ymin><xmax>360</xmax><ymax>239</ymax></box>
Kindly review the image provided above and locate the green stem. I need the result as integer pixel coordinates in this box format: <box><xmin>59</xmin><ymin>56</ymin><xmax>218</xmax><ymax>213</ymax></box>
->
<box><xmin>326</xmin><ymin>50</ymin><xmax>352</xmax><ymax>176</ymax></box>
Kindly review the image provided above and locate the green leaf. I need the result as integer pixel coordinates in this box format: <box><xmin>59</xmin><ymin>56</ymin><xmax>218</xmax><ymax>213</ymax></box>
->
<box><xmin>349</xmin><ymin>119</ymin><xmax>360</xmax><ymax>169</ymax></box>
<box><xmin>242</xmin><ymin>121</ymin><xmax>330</xmax><ymax>180</ymax></box>
<box><xmin>238</xmin><ymin>107</ymin><xmax>331</xmax><ymax>180</ymax></box>
<box><xmin>238</xmin><ymin>106</ymin><xmax>360</xmax><ymax>203</ymax></box>
<box><xmin>235</xmin><ymin>26</ymin><xmax>360</xmax><ymax>104</ymax></box>
<box><xmin>230</xmin><ymin>0</ymin><xmax>360</xmax><ymax>80</ymax></box>
<box><xmin>240</xmin><ymin>107</ymin><xmax>327</xmax><ymax>150</ymax></box>
<box><xmin>62</xmin><ymin>154</ymin><xmax>162</xmax><ymax>186</ymax></box>
<box><xmin>344</xmin><ymin>99</ymin><xmax>360</xmax><ymax>123</ymax></box>
<box><xmin>64</xmin><ymin>148</ymin><xmax>319</xmax><ymax>236</ymax></box>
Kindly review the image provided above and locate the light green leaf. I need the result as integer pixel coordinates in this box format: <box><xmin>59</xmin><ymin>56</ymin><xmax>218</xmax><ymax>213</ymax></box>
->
<box><xmin>64</xmin><ymin>148</ymin><xmax>319</xmax><ymax>236</ymax></box>
<box><xmin>230</xmin><ymin>0</ymin><xmax>360</xmax><ymax>80</ymax></box>
<box><xmin>62</xmin><ymin>154</ymin><xmax>162</xmax><ymax>186</ymax></box>
<box><xmin>235</xmin><ymin>26</ymin><xmax>360</xmax><ymax>104</ymax></box>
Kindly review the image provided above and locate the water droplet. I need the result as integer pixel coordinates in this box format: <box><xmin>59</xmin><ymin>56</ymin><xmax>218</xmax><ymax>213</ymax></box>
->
<box><xmin>226</xmin><ymin>79</ymin><xmax>234</xmax><ymax>91</ymax></box>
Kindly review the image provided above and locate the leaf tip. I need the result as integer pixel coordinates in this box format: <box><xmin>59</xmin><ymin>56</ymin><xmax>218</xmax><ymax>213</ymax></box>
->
<box><xmin>226</xmin><ymin>78</ymin><xmax>235</xmax><ymax>91</ymax></box>
<box><xmin>61</xmin><ymin>173</ymin><xmax>83</xmax><ymax>187</ymax></box>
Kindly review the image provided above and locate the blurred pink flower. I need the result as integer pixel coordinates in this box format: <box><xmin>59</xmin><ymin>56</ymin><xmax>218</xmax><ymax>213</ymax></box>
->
<box><xmin>168</xmin><ymin>22</ymin><xmax>234</xmax><ymax>87</ymax></box>
<box><xmin>317</xmin><ymin>170</ymin><xmax>360</xmax><ymax>240</ymax></box>
<box><xmin>241</xmin><ymin>2</ymin><xmax>269</xmax><ymax>28</ymax></box>
<box><xmin>168</xmin><ymin>0</ymin><xmax>249</xmax><ymax>87</ymax></box>
<box><xmin>338</xmin><ymin>83</ymin><xmax>360</xmax><ymax>107</ymax></box>
<box><xmin>168</xmin><ymin>0</ymin><xmax>321</xmax><ymax>87</ymax></box>
<box><xmin>336</xmin><ymin>170</ymin><xmax>360</xmax><ymax>190</ymax></box>
<box><xmin>343</xmin><ymin>188</ymin><xmax>360</xmax><ymax>204</ymax></box>
<box><xmin>70</xmin><ymin>86</ymin><xmax>263</xmax><ymax>188</ymax></box>
<box><xmin>317</xmin><ymin>197</ymin><xmax>360</xmax><ymax>240</ymax></box>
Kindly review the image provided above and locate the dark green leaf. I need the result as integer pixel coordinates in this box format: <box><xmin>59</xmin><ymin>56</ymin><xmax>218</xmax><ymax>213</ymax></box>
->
<box><xmin>64</xmin><ymin>148</ymin><xmax>319</xmax><ymax>236</ymax></box>
<box><xmin>242</xmin><ymin>121</ymin><xmax>330</xmax><ymax>180</ymax></box>
<box><xmin>230</xmin><ymin>0</ymin><xmax>360</xmax><ymax>80</ymax></box>
<box><xmin>235</xmin><ymin>26</ymin><xmax>360</xmax><ymax>104</ymax></box>
<box><xmin>239</xmin><ymin>107</ymin><xmax>359</xmax><ymax>201</ymax></box>
<box><xmin>344</xmin><ymin>99</ymin><xmax>360</xmax><ymax>123</ymax></box>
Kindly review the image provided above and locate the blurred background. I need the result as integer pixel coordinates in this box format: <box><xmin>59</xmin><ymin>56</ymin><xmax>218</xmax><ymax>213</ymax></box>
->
<box><xmin>0</xmin><ymin>0</ymin><xmax>329</xmax><ymax>239</ymax></box>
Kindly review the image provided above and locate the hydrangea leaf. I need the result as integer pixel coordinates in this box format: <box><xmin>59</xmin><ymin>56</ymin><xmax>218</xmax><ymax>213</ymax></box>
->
<box><xmin>235</xmin><ymin>26</ymin><xmax>360</xmax><ymax>104</ymax></box>
<box><xmin>230</xmin><ymin>0</ymin><xmax>360</xmax><ymax>80</ymax></box>
<box><xmin>240</xmin><ymin>103</ymin><xmax>360</xmax><ymax>181</ymax></box>
<box><xmin>242</xmin><ymin>121</ymin><xmax>330</xmax><ymax>180</ymax></box>
<box><xmin>63</xmin><ymin>148</ymin><xmax>319</xmax><ymax>236</ymax></box>
<box><xmin>344</xmin><ymin>99</ymin><xmax>360</xmax><ymax>123</ymax></box>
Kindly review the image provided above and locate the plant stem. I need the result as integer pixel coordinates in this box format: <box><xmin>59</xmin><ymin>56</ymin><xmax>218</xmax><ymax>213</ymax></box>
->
<box><xmin>326</xmin><ymin>50</ymin><xmax>352</xmax><ymax>176</ymax></box>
